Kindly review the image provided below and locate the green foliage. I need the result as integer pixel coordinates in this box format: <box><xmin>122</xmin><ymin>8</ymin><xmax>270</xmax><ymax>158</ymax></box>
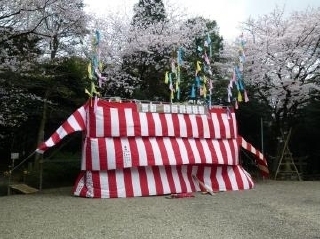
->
<box><xmin>132</xmin><ymin>0</ymin><xmax>167</xmax><ymax>27</ymax></box>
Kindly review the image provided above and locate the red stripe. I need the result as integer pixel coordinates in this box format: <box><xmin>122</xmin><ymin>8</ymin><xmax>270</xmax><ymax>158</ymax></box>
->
<box><xmin>159</xmin><ymin>113</ymin><xmax>168</xmax><ymax>136</ymax></box>
<box><xmin>50</xmin><ymin>132</ymin><xmax>62</xmax><ymax>145</ymax></box>
<box><xmin>184</xmin><ymin>139</ymin><xmax>195</xmax><ymax>165</ymax></box>
<box><xmin>165</xmin><ymin>166</ymin><xmax>176</xmax><ymax>193</ymax></box>
<box><xmin>123</xmin><ymin>168</ymin><xmax>134</xmax><ymax>197</ymax></box>
<box><xmin>157</xmin><ymin>138</ymin><xmax>170</xmax><ymax>165</ymax></box>
<box><xmin>228</xmin><ymin>112</ymin><xmax>236</xmax><ymax>138</ymax></box>
<box><xmin>138</xmin><ymin>167</ymin><xmax>149</xmax><ymax>196</ymax></box>
<box><xmin>88</xmin><ymin>105</ymin><xmax>97</xmax><ymax>138</ymax></box>
<box><xmin>207</xmin><ymin>114</ymin><xmax>215</xmax><ymax>139</ymax></box>
<box><xmin>108</xmin><ymin>170</ymin><xmax>118</xmax><ymax>198</ymax></box>
<box><xmin>194</xmin><ymin>139</ymin><xmax>205</xmax><ymax>164</ymax></box>
<box><xmin>132</xmin><ymin>111</ymin><xmax>141</xmax><ymax>135</ymax></box>
<box><xmin>152</xmin><ymin>167</ymin><xmax>164</xmax><ymax>195</ymax></box>
<box><xmin>221</xmin><ymin>166</ymin><xmax>232</xmax><ymax>190</ymax></box>
<box><xmin>171</xmin><ymin>114</ymin><xmax>180</xmax><ymax>136</ymax></box>
<box><xmin>146</xmin><ymin>113</ymin><xmax>155</xmax><ymax>136</ymax></box>
<box><xmin>118</xmin><ymin>109</ymin><xmax>127</xmax><ymax>136</ymax></box>
<box><xmin>186</xmin><ymin>165</ymin><xmax>196</xmax><ymax>192</ymax></box>
<box><xmin>85</xmin><ymin>138</ymin><xmax>92</xmax><ymax>170</ymax></box>
<box><xmin>98</xmin><ymin>138</ymin><xmax>107</xmax><ymax>170</ymax></box>
<box><xmin>114</xmin><ymin>138</ymin><xmax>124</xmax><ymax>169</ymax></box>
<box><xmin>128</xmin><ymin>138</ymin><xmax>139</xmax><ymax>166</ymax></box>
<box><xmin>176</xmin><ymin>165</ymin><xmax>188</xmax><ymax>192</ymax></box>
<box><xmin>216</xmin><ymin>112</ymin><xmax>226</xmax><ymax>138</ymax></box>
<box><xmin>209</xmin><ymin>166</ymin><xmax>219</xmax><ymax>191</ymax></box>
<box><xmin>183</xmin><ymin>114</ymin><xmax>193</xmax><ymax>137</ymax></box>
<box><xmin>195</xmin><ymin>115</ymin><xmax>204</xmax><ymax>138</ymax></box>
<box><xmin>63</xmin><ymin>121</ymin><xmax>75</xmax><ymax>135</ymax></box>
<box><xmin>103</xmin><ymin>108</ymin><xmax>111</xmax><ymax>137</ymax></box>
<box><xmin>232</xmin><ymin>165</ymin><xmax>244</xmax><ymax>189</ymax></box>
<box><xmin>219</xmin><ymin>140</ymin><xmax>229</xmax><ymax>164</ymax></box>
<box><xmin>170</xmin><ymin>138</ymin><xmax>182</xmax><ymax>165</ymax></box>
<box><xmin>73</xmin><ymin>108</ymin><xmax>86</xmax><ymax>130</ymax></box>
<box><xmin>144</xmin><ymin>138</ymin><xmax>155</xmax><ymax>166</ymax></box>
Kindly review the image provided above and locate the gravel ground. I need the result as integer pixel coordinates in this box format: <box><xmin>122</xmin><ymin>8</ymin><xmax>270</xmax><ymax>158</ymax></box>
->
<box><xmin>1</xmin><ymin>180</ymin><xmax>320</xmax><ymax>239</ymax></box>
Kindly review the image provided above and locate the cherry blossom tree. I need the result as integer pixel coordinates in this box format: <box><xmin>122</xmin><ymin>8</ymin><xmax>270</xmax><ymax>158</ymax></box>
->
<box><xmin>241</xmin><ymin>7</ymin><xmax>320</xmax><ymax>135</ymax></box>
<box><xmin>90</xmin><ymin>0</ymin><xmax>222</xmax><ymax>102</ymax></box>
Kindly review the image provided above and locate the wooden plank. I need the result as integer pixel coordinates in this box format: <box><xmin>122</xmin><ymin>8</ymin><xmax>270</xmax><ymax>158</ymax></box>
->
<box><xmin>10</xmin><ymin>184</ymin><xmax>39</xmax><ymax>194</ymax></box>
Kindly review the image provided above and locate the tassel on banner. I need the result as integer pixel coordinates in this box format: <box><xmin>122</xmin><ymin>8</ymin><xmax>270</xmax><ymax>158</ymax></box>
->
<box><xmin>244</xmin><ymin>90</ymin><xmax>249</xmax><ymax>102</ymax></box>
<box><xmin>235</xmin><ymin>100</ymin><xmax>239</xmax><ymax>109</ymax></box>
<box><xmin>164</xmin><ymin>71</ymin><xmax>169</xmax><ymax>84</ymax></box>
<box><xmin>237</xmin><ymin>91</ymin><xmax>243</xmax><ymax>102</ymax></box>
<box><xmin>196</xmin><ymin>61</ymin><xmax>201</xmax><ymax>73</ymax></box>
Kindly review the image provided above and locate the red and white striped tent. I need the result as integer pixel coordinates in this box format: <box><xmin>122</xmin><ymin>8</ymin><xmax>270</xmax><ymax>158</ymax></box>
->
<box><xmin>36</xmin><ymin>98</ymin><xmax>268</xmax><ymax>198</ymax></box>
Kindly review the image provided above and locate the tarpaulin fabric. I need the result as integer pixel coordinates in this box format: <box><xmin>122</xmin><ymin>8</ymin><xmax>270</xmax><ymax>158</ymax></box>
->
<box><xmin>73</xmin><ymin>165</ymin><xmax>254</xmax><ymax>198</ymax></box>
<box><xmin>81</xmin><ymin>137</ymin><xmax>239</xmax><ymax>171</ymax></box>
<box><xmin>36</xmin><ymin>98</ymin><xmax>268</xmax><ymax>198</ymax></box>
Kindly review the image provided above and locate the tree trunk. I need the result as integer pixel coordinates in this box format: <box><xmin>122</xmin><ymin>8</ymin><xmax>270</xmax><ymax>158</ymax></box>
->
<box><xmin>34</xmin><ymin>89</ymin><xmax>49</xmax><ymax>169</ymax></box>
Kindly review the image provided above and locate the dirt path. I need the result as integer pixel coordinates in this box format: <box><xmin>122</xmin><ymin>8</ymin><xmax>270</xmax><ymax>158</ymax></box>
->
<box><xmin>1</xmin><ymin>180</ymin><xmax>320</xmax><ymax>239</ymax></box>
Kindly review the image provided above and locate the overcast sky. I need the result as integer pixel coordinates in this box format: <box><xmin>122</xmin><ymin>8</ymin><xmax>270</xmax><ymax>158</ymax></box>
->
<box><xmin>84</xmin><ymin>0</ymin><xmax>320</xmax><ymax>40</ymax></box>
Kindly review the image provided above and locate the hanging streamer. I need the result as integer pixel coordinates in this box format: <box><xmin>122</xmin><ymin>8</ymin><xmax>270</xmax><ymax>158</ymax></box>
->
<box><xmin>227</xmin><ymin>33</ymin><xmax>249</xmax><ymax>108</ymax></box>
<box><xmin>85</xmin><ymin>30</ymin><xmax>107</xmax><ymax>100</ymax></box>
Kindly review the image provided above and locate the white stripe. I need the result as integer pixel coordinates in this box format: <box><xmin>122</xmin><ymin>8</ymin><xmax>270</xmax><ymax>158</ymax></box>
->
<box><xmin>121</xmin><ymin>138</ymin><xmax>132</xmax><ymax>168</ymax></box>
<box><xmin>81</xmin><ymin>139</ymin><xmax>87</xmax><ymax>170</ymax></box>
<box><xmin>56</xmin><ymin>126</ymin><xmax>68</xmax><ymax>142</ymax></box>
<box><xmin>131</xmin><ymin>167</ymin><xmax>142</xmax><ymax>197</ymax></box>
<box><xmin>233</xmin><ymin>139</ymin><xmax>239</xmax><ymax>164</ymax></box>
<box><xmin>258</xmin><ymin>152</ymin><xmax>263</xmax><ymax>160</ymax></box>
<box><xmin>222</xmin><ymin>112</ymin><xmax>231</xmax><ymax>138</ymax></box>
<box><xmin>211</xmin><ymin>113</ymin><xmax>221</xmax><ymax>138</ymax></box>
<box><xmin>201</xmin><ymin>114</ymin><xmax>210</xmax><ymax>138</ymax></box>
<box><xmin>241</xmin><ymin>138</ymin><xmax>247</xmax><ymax>149</ymax></box>
<box><xmin>106</xmin><ymin>138</ymin><xmax>116</xmax><ymax>169</ymax></box>
<box><xmin>95</xmin><ymin>106</ymin><xmax>104</xmax><ymax>137</ymax></box>
<box><xmin>252</xmin><ymin>147</ymin><xmax>257</xmax><ymax>155</ymax></box>
<box><xmin>227</xmin><ymin>166</ymin><xmax>239</xmax><ymax>190</ymax></box>
<box><xmin>149</xmin><ymin>138</ymin><xmax>162</xmax><ymax>165</ymax></box>
<box><xmin>231</xmin><ymin>112</ymin><xmax>238</xmax><ymax>136</ymax></box>
<box><xmin>171</xmin><ymin>166</ymin><xmax>182</xmax><ymax>192</ymax></box>
<box><xmin>136</xmin><ymin>137</ymin><xmax>148</xmax><ymax>166</ymax></box>
<box><xmin>152</xmin><ymin>113</ymin><xmax>162</xmax><ymax>136</ymax></box>
<box><xmin>200</xmin><ymin>139</ymin><xmax>213</xmax><ymax>164</ymax></box>
<box><xmin>216</xmin><ymin>167</ymin><xmax>226</xmax><ymax>191</ymax></box>
<box><xmin>203</xmin><ymin>167</ymin><xmax>213</xmax><ymax>191</ymax></box>
<box><xmin>110</xmin><ymin>108</ymin><xmax>119</xmax><ymax>136</ymax></box>
<box><xmin>67</xmin><ymin>114</ymin><xmax>81</xmax><ymax>131</ymax></box>
<box><xmin>91</xmin><ymin>138</ymin><xmax>100</xmax><ymax>170</ymax></box>
<box><xmin>238</xmin><ymin>166</ymin><xmax>250</xmax><ymax>189</ymax></box>
<box><xmin>85</xmin><ymin>171</ymin><xmax>94</xmax><ymax>197</ymax></box>
<box><xmin>189</xmin><ymin>114</ymin><xmax>198</xmax><ymax>137</ymax></box>
<box><xmin>146</xmin><ymin>167</ymin><xmax>156</xmax><ymax>195</ymax></box>
<box><xmin>223</xmin><ymin>140</ymin><xmax>233</xmax><ymax>165</ymax></box>
<box><xmin>176</xmin><ymin>138</ymin><xmax>189</xmax><ymax>164</ymax></box>
<box><xmin>125</xmin><ymin>108</ymin><xmax>134</xmax><ymax>136</ymax></box>
<box><xmin>188</xmin><ymin>138</ymin><xmax>201</xmax><ymax>164</ymax></box>
<box><xmin>139</xmin><ymin>113</ymin><xmax>148</xmax><ymax>136</ymax></box>
<box><xmin>178</xmin><ymin>114</ymin><xmax>187</xmax><ymax>137</ymax></box>
<box><xmin>191</xmin><ymin>166</ymin><xmax>200</xmax><ymax>191</ymax></box>
<box><xmin>116</xmin><ymin>169</ymin><xmax>126</xmax><ymax>198</ymax></box>
<box><xmin>163</xmin><ymin>138</ymin><xmax>176</xmax><ymax>165</ymax></box>
<box><xmin>212</xmin><ymin>140</ymin><xmax>224</xmax><ymax>164</ymax></box>
<box><xmin>165</xmin><ymin>114</ymin><xmax>174</xmax><ymax>136</ymax></box>
<box><xmin>181</xmin><ymin>165</ymin><xmax>192</xmax><ymax>192</ymax></box>
<box><xmin>99</xmin><ymin>172</ymin><xmax>110</xmax><ymax>198</ymax></box>
<box><xmin>73</xmin><ymin>174</ymin><xmax>85</xmax><ymax>196</ymax></box>
<box><xmin>45</xmin><ymin>137</ymin><xmax>56</xmax><ymax>148</ymax></box>
<box><xmin>159</xmin><ymin>166</ymin><xmax>170</xmax><ymax>194</ymax></box>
